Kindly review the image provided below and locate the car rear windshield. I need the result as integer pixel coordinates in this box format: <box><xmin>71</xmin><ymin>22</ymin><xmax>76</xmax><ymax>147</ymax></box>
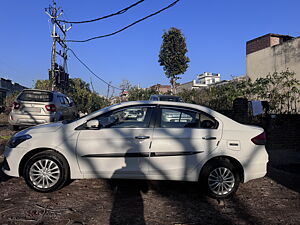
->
<box><xmin>17</xmin><ymin>91</ymin><xmax>53</xmax><ymax>102</ymax></box>
<box><xmin>159</xmin><ymin>97</ymin><xmax>182</xmax><ymax>102</ymax></box>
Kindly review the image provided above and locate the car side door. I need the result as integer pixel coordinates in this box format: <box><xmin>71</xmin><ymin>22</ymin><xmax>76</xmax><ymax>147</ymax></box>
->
<box><xmin>75</xmin><ymin>105</ymin><xmax>155</xmax><ymax>178</ymax></box>
<box><xmin>149</xmin><ymin>106</ymin><xmax>222</xmax><ymax>181</ymax></box>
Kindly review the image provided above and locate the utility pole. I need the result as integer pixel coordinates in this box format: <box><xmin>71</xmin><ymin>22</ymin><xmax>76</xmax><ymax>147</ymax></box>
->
<box><xmin>45</xmin><ymin>1</ymin><xmax>71</xmax><ymax>91</ymax></box>
<box><xmin>106</xmin><ymin>81</ymin><xmax>112</xmax><ymax>99</ymax></box>
<box><xmin>90</xmin><ymin>77</ymin><xmax>95</xmax><ymax>92</ymax></box>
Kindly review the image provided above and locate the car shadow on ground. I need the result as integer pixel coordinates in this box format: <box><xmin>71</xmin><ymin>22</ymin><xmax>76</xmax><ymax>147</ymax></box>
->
<box><xmin>105</xmin><ymin>179</ymin><xmax>264</xmax><ymax>225</ymax></box>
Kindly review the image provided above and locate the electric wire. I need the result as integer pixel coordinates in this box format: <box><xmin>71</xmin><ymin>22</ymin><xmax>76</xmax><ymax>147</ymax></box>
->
<box><xmin>58</xmin><ymin>0</ymin><xmax>145</xmax><ymax>24</ymax></box>
<box><xmin>66</xmin><ymin>0</ymin><xmax>180</xmax><ymax>43</ymax></box>
<box><xmin>67</xmin><ymin>48</ymin><xmax>122</xmax><ymax>90</ymax></box>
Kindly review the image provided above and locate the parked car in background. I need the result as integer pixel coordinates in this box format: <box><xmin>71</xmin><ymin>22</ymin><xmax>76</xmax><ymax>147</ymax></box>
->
<box><xmin>3</xmin><ymin>101</ymin><xmax>268</xmax><ymax>199</ymax></box>
<box><xmin>8</xmin><ymin>89</ymin><xmax>78</xmax><ymax>130</ymax></box>
<box><xmin>149</xmin><ymin>95</ymin><xmax>183</xmax><ymax>102</ymax></box>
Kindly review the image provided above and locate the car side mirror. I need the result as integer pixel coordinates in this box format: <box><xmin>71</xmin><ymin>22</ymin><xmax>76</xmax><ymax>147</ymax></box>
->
<box><xmin>86</xmin><ymin>120</ymin><xmax>100</xmax><ymax>129</ymax></box>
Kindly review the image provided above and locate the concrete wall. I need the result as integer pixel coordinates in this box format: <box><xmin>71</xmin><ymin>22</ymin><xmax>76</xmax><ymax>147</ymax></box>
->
<box><xmin>177</xmin><ymin>81</ymin><xmax>193</xmax><ymax>92</ymax></box>
<box><xmin>246</xmin><ymin>37</ymin><xmax>300</xmax><ymax>81</ymax></box>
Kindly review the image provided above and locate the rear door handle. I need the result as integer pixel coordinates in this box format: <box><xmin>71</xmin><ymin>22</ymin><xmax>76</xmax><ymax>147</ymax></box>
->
<box><xmin>202</xmin><ymin>136</ymin><xmax>217</xmax><ymax>140</ymax></box>
<box><xmin>135</xmin><ymin>136</ymin><xmax>150</xmax><ymax>140</ymax></box>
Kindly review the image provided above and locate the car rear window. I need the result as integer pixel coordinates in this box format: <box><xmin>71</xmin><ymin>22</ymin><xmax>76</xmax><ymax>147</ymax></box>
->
<box><xmin>159</xmin><ymin>96</ymin><xmax>182</xmax><ymax>102</ymax></box>
<box><xmin>17</xmin><ymin>91</ymin><xmax>53</xmax><ymax>102</ymax></box>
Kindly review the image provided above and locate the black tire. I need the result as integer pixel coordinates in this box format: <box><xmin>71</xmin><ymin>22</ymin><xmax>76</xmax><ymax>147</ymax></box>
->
<box><xmin>23</xmin><ymin>150</ymin><xmax>69</xmax><ymax>192</ymax></box>
<box><xmin>200</xmin><ymin>159</ymin><xmax>240</xmax><ymax>199</ymax></box>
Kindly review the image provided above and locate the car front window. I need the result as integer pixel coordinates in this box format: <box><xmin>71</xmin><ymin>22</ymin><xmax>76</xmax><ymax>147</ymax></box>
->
<box><xmin>95</xmin><ymin>106</ymin><xmax>153</xmax><ymax>128</ymax></box>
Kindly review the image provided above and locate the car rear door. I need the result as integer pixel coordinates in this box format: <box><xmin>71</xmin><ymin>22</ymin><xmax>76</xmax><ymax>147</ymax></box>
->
<box><xmin>149</xmin><ymin>106</ymin><xmax>222</xmax><ymax>180</ymax></box>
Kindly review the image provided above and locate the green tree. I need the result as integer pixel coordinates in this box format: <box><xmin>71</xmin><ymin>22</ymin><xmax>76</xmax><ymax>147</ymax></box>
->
<box><xmin>35</xmin><ymin>80</ymin><xmax>52</xmax><ymax>90</ymax></box>
<box><xmin>158</xmin><ymin>27</ymin><xmax>190</xmax><ymax>94</ymax></box>
<box><xmin>252</xmin><ymin>70</ymin><xmax>300</xmax><ymax>113</ymax></box>
<box><xmin>67</xmin><ymin>78</ymin><xmax>109</xmax><ymax>113</ymax></box>
<box><xmin>127</xmin><ymin>86</ymin><xmax>158</xmax><ymax>101</ymax></box>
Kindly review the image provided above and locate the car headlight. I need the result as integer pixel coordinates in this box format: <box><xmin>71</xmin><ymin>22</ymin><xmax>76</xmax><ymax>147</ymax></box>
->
<box><xmin>7</xmin><ymin>134</ymin><xmax>32</xmax><ymax>148</ymax></box>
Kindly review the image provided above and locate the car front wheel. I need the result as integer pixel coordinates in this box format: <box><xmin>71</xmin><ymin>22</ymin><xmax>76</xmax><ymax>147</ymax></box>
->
<box><xmin>201</xmin><ymin>159</ymin><xmax>240</xmax><ymax>199</ymax></box>
<box><xmin>23</xmin><ymin>151</ymin><xmax>69</xmax><ymax>192</ymax></box>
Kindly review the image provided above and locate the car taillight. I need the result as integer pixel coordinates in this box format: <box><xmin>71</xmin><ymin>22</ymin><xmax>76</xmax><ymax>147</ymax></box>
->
<box><xmin>45</xmin><ymin>104</ymin><xmax>56</xmax><ymax>112</ymax></box>
<box><xmin>251</xmin><ymin>132</ymin><xmax>266</xmax><ymax>145</ymax></box>
<box><xmin>13</xmin><ymin>102</ymin><xmax>20</xmax><ymax>110</ymax></box>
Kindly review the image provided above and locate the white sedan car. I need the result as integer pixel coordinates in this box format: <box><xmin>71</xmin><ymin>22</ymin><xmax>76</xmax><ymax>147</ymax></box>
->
<box><xmin>2</xmin><ymin>101</ymin><xmax>268</xmax><ymax>198</ymax></box>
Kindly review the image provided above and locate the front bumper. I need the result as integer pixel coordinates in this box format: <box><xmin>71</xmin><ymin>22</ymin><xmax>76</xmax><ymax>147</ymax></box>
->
<box><xmin>2</xmin><ymin>146</ymin><xmax>25</xmax><ymax>177</ymax></box>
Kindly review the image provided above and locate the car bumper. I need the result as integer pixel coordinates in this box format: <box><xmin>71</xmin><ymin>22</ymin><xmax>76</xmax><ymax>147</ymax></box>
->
<box><xmin>242</xmin><ymin>145</ymin><xmax>269</xmax><ymax>183</ymax></box>
<box><xmin>2</xmin><ymin>145</ymin><xmax>25</xmax><ymax>177</ymax></box>
<box><xmin>8</xmin><ymin>113</ymin><xmax>55</xmax><ymax>126</ymax></box>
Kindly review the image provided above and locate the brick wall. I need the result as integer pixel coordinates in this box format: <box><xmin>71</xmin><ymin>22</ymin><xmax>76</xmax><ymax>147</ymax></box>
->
<box><xmin>266</xmin><ymin>115</ymin><xmax>300</xmax><ymax>151</ymax></box>
<box><xmin>246</xmin><ymin>35</ymin><xmax>270</xmax><ymax>55</ymax></box>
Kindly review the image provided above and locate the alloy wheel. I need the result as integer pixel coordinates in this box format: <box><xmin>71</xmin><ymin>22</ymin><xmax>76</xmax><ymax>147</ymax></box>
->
<box><xmin>29</xmin><ymin>159</ymin><xmax>61</xmax><ymax>189</ymax></box>
<box><xmin>207</xmin><ymin>167</ymin><xmax>235</xmax><ymax>196</ymax></box>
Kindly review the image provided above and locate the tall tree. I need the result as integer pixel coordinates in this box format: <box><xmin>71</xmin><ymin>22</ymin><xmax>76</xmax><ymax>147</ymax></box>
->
<box><xmin>158</xmin><ymin>27</ymin><xmax>190</xmax><ymax>94</ymax></box>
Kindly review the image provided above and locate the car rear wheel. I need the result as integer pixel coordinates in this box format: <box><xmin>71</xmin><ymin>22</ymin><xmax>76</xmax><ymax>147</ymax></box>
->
<box><xmin>201</xmin><ymin>159</ymin><xmax>240</xmax><ymax>199</ymax></box>
<box><xmin>23</xmin><ymin>151</ymin><xmax>69</xmax><ymax>192</ymax></box>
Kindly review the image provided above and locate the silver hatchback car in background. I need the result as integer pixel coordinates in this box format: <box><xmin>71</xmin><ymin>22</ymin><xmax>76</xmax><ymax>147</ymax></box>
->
<box><xmin>8</xmin><ymin>89</ymin><xmax>78</xmax><ymax>130</ymax></box>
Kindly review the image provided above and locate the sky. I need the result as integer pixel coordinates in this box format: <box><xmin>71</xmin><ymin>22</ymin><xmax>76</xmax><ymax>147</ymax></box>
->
<box><xmin>1</xmin><ymin>0</ymin><xmax>300</xmax><ymax>96</ymax></box>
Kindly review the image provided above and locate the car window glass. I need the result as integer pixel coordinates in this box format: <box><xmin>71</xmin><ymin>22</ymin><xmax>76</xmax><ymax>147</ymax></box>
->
<box><xmin>17</xmin><ymin>91</ymin><xmax>53</xmax><ymax>102</ymax></box>
<box><xmin>94</xmin><ymin>106</ymin><xmax>153</xmax><ymax>128</ymax></box>
<box><xmin>161</xmin><ymin>108</ymin><xmax>198</xmax><ymax>128</ymax></box>
<box><xmin>160</xmin><ymin>108</ymin><xmax>217</xmax><ymax>129</ymax></box>
<box><xmin>160</xmin><ymin>96</ymin><xmax>179</xmax><ymax>102</ymax></box>
<box><xmin>58</xmin><ymin>96</ymin><xmax>66</xmax><ymax>105</ymax></box>
<box><xmin>64</xmin><ymin>97</ymin><xmax>70</xmax><ymax>105</ymax></box>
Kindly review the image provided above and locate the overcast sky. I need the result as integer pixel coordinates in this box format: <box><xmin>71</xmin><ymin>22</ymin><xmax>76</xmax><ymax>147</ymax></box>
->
<box><xmin>1</xmin><ymin>0</ymin><xmax>299</xmax><ymax>95</ymax></box>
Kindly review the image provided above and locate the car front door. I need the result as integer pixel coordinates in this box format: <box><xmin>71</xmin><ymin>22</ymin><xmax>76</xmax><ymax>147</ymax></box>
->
<box><xmin>76</xmin><ymin>105</ymin><xmax>155</xmax><ymax>178</ymax></box>
<box><xmin>149</xmin><ymin>106</ymin><xmax>222</xmax><ymax>180</ymax></box>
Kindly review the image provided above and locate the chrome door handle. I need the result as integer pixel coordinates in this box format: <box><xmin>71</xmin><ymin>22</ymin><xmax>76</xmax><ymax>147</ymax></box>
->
<box><xmin>202</xmin><ymin>136</ymin><xmax>217</xmax><ymax>140</ymax></box>
<box><xmin>135</xmin><ymin>136</ymin><xmax>150</xmax><ymax>140</ymax></box>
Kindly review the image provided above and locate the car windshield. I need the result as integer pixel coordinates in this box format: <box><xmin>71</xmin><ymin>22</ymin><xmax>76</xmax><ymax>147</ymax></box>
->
<box><xmin>159</xmin><ymin>96</ymin><xmax>182</xmax><ymax>102</ymax></box>
<box><xmin>18</xmin><ymin>91</ymin><xmax>53</xmax><ymax>102</ymax></box>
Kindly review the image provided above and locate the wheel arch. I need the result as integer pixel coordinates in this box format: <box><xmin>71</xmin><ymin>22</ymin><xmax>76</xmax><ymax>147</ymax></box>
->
<box><xmin>199</xmin><ymin>155</ymin><xmax>244</xmax><ymax>183</ymax></box>
<box><xmin>18</xmin><ymin>148</ymin><xmax>70</xmax><ymax>177</ymax></box>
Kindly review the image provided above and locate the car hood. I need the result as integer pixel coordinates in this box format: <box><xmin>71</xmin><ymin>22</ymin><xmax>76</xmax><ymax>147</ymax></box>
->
<box><xmin>15</xmin><ymin>122</ymin><xmax>63</xmax><ymax>136</ymax></box>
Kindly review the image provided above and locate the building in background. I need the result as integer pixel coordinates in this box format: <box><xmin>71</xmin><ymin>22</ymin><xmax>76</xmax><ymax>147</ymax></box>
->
<box><xmin>0</xmin><ymin>78</ymin><xmax>27</xmax><ymax>106</ymax></box>
<box><xmin>194</xmin><ymin>72</ymin><xmax>221</xmax><ymax>86</ymax></box>
<box><xmin>149</xmin><ymin>84</ymin><xmax>171</xmax><ymax>94</ymax></box>
<box><xmin>177</xmin><ymin>72</ymin><xmax>221</xmax><ymax>92</ymax></box>
<box><xmin>176</xmin><ymin>81</ymin><xmax>193</xmax><ymax>92</ymax></box>
<box><xmin>246</xmin><ymin>33</ymin><xmax>300</xmax><ymax>81</ymax></box>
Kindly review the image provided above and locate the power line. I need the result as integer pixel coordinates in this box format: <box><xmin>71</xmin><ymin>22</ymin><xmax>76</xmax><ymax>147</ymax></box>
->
<box><xmin>66</xmin><ymin>0</ymin><xmax>180</xmax><ymax>43</ymax></box>
<box><xmin>58</xmin><ymin>0</ymin><xmax>145</xmax><ymax>24</ymax></box>
<box><xmin>68</xmin><ymin>48</ymin><xmax>122</xmax><ymax>90</ymax></box>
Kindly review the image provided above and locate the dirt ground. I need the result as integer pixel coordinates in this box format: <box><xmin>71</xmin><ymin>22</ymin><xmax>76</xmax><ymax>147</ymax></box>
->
<box><xmin>0</xmin><ymin>114</ymin><xmax>299</xmax><ymax>225</ymax></box>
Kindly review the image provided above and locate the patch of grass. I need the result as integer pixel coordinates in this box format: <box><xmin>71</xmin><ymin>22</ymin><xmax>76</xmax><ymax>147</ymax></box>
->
<box><xmin>0</xmin><ymin>136</ymin><xmax>11</xmax><ymax>140</ymax></box>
